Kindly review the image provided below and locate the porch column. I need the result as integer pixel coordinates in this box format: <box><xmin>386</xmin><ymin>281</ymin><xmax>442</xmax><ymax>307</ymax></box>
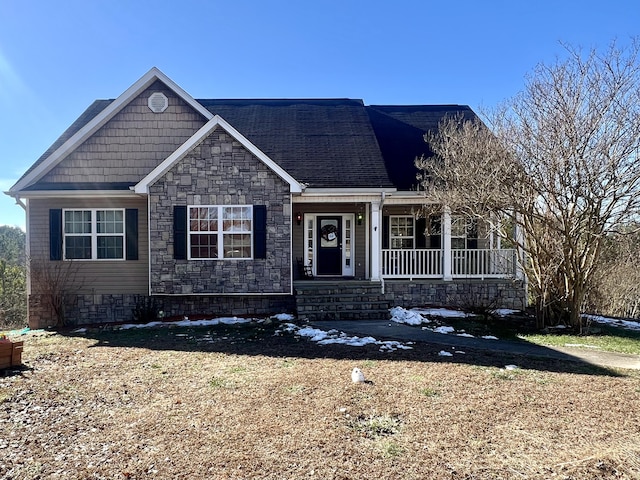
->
<box><xmin>442</xmin><ymin>207</ymin><xmax>452</xmax><ymax>281</ymax></box>
<box><xmin>370</xmin><ymin>200</ymin><xmax>381</xmax><ymax>281</ymax></box>
<box><xmin>514</xmin><ymin>213</ymin><xmax>525</xmax><ymax>281</ymax></box>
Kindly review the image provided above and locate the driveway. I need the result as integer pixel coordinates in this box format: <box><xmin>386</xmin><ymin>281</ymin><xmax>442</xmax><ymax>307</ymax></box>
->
<box><xmin>310</xmin><ymin>320</ymin><xmax>640</xmax><ymax>370</ymax></box>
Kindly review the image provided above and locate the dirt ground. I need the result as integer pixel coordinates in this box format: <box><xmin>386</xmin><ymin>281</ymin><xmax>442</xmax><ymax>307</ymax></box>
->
<box><xmin>1</xmin><ymin>321</ymin><xmax>640</xmax><ymax>479</ymax></box>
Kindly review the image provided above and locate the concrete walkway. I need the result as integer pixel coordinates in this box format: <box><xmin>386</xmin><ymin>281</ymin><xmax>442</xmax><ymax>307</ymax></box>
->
<box><xmin>311</xmin><ymin>320</ymin><xmax>640</xmax><ymax>370</ymax></box>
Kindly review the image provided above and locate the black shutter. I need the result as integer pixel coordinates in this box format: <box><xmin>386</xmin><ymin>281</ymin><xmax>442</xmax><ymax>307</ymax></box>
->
<box><xmin>382</xmin><ymin>216</ymin><xmax>390</xmax><ymax>249</ymax></box>
<box><xmin>173</xmin><ymin>206</ymin><xmax>187</xmax><ymax>260</ymax></box>
<box><xmin>49</xmin><ymin>209</ymin><xmax>63</xmax><ymax>261</ymax></box>
<box><xmin>253</xmin><ymin>205</ymin><xmax>267</xmax><ymax>259</ymax></box>
<box><xmin>429</xmin><ymin>216</ymin><xmax>442</xmax><ymax>249</ymax></box>
<box><xmin>468</xmin><ymin>219</ymin><xmax>478</xmax><ymax>249</ymax></box>
<box><xmin>416</xmin><ymin>218</ymin><xmax>427</xmax><ymax>249</ymax></box>
<box><xmin>125</xmin><ymin>209</ymin><xmax>139</xmax><ymax>261</ymax></box>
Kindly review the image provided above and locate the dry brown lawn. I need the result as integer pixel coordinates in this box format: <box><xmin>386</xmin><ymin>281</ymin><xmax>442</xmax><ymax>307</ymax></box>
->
<box><xmin>2</xmin><ymin>321</ymin><xmax>640</xmax><ymax>479</ymax></box>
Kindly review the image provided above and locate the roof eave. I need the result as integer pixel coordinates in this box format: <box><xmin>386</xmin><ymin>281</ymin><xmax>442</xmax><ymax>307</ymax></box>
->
<box><xmin>6</xmin><ymin>189</ymin><xmax>140</xmax><ymax>199</ymax></box>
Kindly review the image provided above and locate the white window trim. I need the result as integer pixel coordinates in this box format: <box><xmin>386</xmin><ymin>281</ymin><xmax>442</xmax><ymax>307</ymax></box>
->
<box><xmin>390</xmin><ymin>215</ymin><xmax>415</xmax><ymax>250</ymax></box>
<box><xmin>451</xmin><ymin>215</ymin><xmax>477</xmax><ymax>249</ymax></box>
<box><xmin>187</xmin><ymin>205</ymin><xmax>254</xmax><ymax>260</ymax></box>
<box><xmin>63</xmin><ymin>208</ymin><xmax>126</xmax><ymax>261</ymax></box>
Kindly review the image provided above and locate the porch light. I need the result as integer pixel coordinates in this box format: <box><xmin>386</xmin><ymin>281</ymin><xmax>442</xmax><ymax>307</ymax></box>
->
<box><xmin>296</xmin><ymin>212</ymin><xmax>302</xmax><ymax>225</ymax></box>
<box><xmin>357</xmin><ymin>212</ymin><xmax>363</xmax><ymax>225</ymax></box>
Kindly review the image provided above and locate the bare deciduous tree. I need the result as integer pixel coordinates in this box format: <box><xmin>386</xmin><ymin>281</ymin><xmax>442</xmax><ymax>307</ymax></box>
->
<box><xmin>417</xmin><ymin>40</ymin><xmax>640</xmax><ymax>331</ymax></box>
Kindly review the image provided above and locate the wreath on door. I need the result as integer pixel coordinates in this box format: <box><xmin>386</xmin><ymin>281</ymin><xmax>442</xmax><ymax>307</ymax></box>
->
<box><xmin>321</xmin><ymin>224</ymin><xmax>338</xmax><ymax>242</ymax></box>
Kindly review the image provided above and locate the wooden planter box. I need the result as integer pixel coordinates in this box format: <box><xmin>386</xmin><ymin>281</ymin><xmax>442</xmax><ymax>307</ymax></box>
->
<box><xmin>0</xmin><ymin>340</ymin><xmax>23</xmax><ymax>370</ymax></box>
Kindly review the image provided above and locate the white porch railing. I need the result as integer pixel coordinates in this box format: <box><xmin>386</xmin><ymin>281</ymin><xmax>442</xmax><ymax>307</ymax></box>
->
<box><xmin>381</xmin><ymin>249</ymin><xmax>443</xmax><ymax>278</ymax></box>
<box><xmin>382</xmin><ymin>248</ymin><xmax>517</xmax><ymax>279</ymax></box>
<box><xmin>450</xmin><ymin>249</ymin><xmax>517</xmax><ymax>278</ymax></box>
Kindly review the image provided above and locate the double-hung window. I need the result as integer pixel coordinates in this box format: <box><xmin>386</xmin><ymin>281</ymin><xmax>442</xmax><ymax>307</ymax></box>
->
<box><xmin>390</xmin><ymin>216</ymin><xmax>415</xmax><ymax>249</ymax></box>
<box><xmin>63</xmin><ymin>209</ymin><xmax>125</xmax><ymax>260</ymax></box>
<box><xmin>188</xmin><ymin>206</ymin><xmax>253</xmax><ymax>259</ymax></box>
<box><xmin>451</xmin><ymin>216</ymin><xmax>478</xmax><ymax>249</ymax></box>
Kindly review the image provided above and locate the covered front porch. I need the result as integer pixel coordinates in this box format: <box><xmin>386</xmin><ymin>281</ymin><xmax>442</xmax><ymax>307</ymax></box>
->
<box><xmin>293</xmin><ymin>191</ymin><xmax>522</xmax><ymax>283</ymax></box>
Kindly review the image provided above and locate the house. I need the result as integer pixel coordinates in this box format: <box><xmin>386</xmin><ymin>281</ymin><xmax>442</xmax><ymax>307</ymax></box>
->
<box><xmin>6</xmin><ymin>68</ymin><xmax>526</xmax><ymax>328</ymax></box>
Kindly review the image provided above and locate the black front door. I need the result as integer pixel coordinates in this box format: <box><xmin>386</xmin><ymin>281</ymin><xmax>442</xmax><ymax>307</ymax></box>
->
<box><xmin>317</xmin><ymin>216</ymin><xmax>342</xmax><ymax>276</ymax></box>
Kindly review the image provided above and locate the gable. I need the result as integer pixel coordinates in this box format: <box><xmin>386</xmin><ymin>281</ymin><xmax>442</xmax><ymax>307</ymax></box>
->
<box><xmin>10</xmin><ymin>68</ymin><xmax>212</xmax><ymax>193</ymax></box>
<box><xmin>34</xmin><ymin>81</ymin><xmax>208</xmax><ymax>187</ymax></box>
<box><xmin>136</xmin><ymin>115</ymin><xmax>302</xmax><ymax>194</ymax></box>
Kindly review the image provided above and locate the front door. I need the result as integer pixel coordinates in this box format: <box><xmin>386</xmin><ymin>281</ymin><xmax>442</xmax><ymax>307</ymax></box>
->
<box><xmin>317</xmin><ymin>216</ymin><xmax>342</xmax><ymax>276</ymax></box>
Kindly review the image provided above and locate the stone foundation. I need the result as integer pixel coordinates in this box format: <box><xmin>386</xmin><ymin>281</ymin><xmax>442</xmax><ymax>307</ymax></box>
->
<box><xmin>27</xmin><ymin>279</ymin><xmax>526</xmax><ymax>328</ymax></box>
<box><xmin>383</xmin><ymin>279</ymin><xmax>527</xmax><ymax>311</ymax></box>
<box><xmin>28</xmin><ymin>293</ymin><xmax>296</xmax><ymax>328</ymax></box>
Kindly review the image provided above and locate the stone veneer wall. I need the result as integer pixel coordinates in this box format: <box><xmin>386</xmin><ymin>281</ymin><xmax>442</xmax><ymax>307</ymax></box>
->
<box><xmin>384</xmin><ymin>279</ymin><xmax>527</xmax><ymax>311</ymax></box>
<box><xmin>148</xmin><ymin>127</ymin><xmax>292</xmax><ymax>295</ymax></box>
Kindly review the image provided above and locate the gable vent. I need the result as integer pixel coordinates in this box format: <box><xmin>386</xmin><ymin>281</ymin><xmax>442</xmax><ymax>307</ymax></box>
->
<box><xmin>148</xmin><ymin>92</ymin><xmax>168</xmax><ymax>113</ymax></box>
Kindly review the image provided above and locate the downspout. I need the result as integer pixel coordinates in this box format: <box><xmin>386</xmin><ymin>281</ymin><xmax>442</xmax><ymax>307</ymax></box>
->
<box><xmin>9</xmin><ymin>195</ymin><xmax>30</xmax><ymax>296</ymax></box>
<box><xmin>379</xmin><ymin>192</ymin><xmax>385</xmax><ymax>295</ymax></box>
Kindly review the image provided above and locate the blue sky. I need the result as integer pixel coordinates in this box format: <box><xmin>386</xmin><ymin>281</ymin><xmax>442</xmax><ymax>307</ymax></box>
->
<box><xmin>0</xmin><ymin>0</ymin><xmax>637</xmax><ymax>229</ymax></box>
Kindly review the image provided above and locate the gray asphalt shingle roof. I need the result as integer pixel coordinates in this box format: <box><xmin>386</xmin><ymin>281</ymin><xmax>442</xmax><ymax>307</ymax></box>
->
<box><xmin>15</xmin><ymin>98</ymin><xmax>477</xmax><ymax>192</ymax></box>
<box><xmin>199</xmin><ymin>99</ymin><xmax>392</xmax><ymax>188</ymax></box>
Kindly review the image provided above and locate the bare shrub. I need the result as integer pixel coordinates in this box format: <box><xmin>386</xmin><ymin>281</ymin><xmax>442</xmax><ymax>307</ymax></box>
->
<box><xmin>132</xmin><ymin>295</ymin><xmax>162</xmax><ymax>324</ymax></box>
<box><xmin>587</xmin><ymin>229</ymin><xmax>640</xmax><ymax>319</ymax></box>
<box><xmin>29</xmin><ymin>259</ymin><xmax>82</xmax><ymax>327</ymax></box>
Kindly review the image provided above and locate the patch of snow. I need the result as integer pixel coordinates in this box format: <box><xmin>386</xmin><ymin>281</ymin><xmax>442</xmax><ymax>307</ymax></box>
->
<box><xmin>379</xmin><ymin>341</ymin><xmax>413</xmax><ymax>352</ymax></box>
<box><xmin>456</xmin><ymin>332</ymin><xmax>475</xmax><ymax>338</ymax></box>
<box><xmin>583</xmin><ymin>314</ymin><xmax>640</xmax><ymax>332</ymax></box>
<box><xmin>72</xmin><ymin>328</ymin><xmax>87</xmax><ymax>334</ymax></box>
<box><xmin>281</xmin><ymin>323</ymin><xmax>413</xmax><ymax>352</ymax></box>
<box><xmin>432</xmin><ymin>326</ymin><xmax>456</xmax><ymax>334</ymax></box>
<box><xmin>174</xmin><ymin>317</ymin><xmax>252</xmax><ymax>327</ymax></box>
<box><xmin>389</xmin><ymin>306</ymin><xmax>428</xmax><ymax>325</ymax></box>
<box><xmin>296</xmin><ymin>326</ymin><xmax>332</xmax><ymax>342</ymax></box>
<box><xmin>413</xmin><ymin>307</ymin><xmax>468</xmax><ymax>318</ymax></box>
<box><xmin>493</xmin><ymin>309</ymin><xmax>520</xmax><ymax>317</ymax></box>
<box><xmin>504</xmin><ymin>364</ymin><xmax>519</xmax><ymax>370</ymax></box>
<box><xmin>118</xmin><ymin>316</ymin><xmax>253</xmax><ymax>330</ymax></box>
<box><xmin>481</xmin><ymin>335</ymin><xmax>498</xmax><ymax>340</ymax></box>
<box><xmin>120</xmin><ymin>321</ymin><xmax>164</xmax><ymax>330</ymax></box>
<box><xmin>438</xmin><ymin>350</ymin><xmax>453</xmax><ymax>357</ymax></box>
<box><xmin>272</xmin><ymin>313</ymin><xmax>295</xmax><ymax>321</ymax></box>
